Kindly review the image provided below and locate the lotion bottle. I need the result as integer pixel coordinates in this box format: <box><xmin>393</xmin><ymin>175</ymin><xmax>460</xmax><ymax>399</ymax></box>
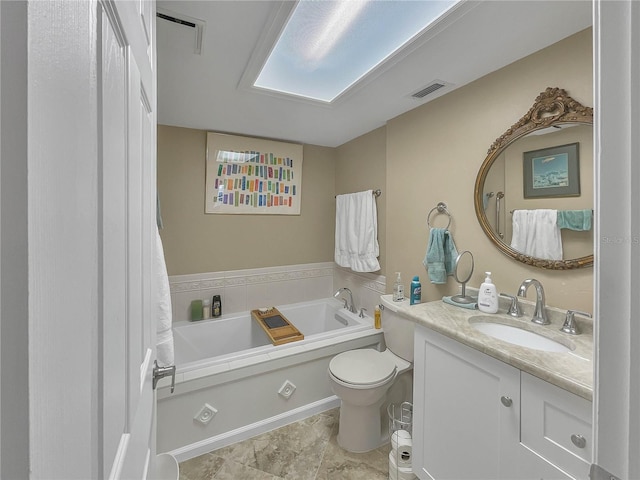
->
<box><xmin>478</xmin><ymin>272</ymin><xmax>499</xmax><ymax>314</ymax></box>
<box><xmin>410</xmin><ymin>276</ymin><xmax>422</xmax><ymax>305</ymax></box>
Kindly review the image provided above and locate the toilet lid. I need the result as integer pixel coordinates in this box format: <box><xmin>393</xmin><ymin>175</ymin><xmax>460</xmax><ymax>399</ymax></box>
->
<box><xmin>329</xmin><ymin>349</ymin><xmax>396</xmax><ymax>386</ymax></box>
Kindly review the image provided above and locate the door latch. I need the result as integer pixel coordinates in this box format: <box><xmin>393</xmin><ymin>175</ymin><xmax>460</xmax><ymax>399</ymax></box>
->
<box><xmin>153</xmin><ymin>360</ymin><xmax>176</xmax><ymax>393</ymax></box>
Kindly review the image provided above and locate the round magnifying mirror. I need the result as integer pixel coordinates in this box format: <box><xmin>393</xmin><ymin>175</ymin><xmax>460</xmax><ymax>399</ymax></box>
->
<box><xmin>451</xmin><ymin>251</ymin><xmax>476</xmax><ymax>304</ymax></box>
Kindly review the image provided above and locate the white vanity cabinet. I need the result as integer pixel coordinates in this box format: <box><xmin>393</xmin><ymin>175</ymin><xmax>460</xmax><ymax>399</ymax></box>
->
<box><xmin>413</xmin><ymin>325</ymin><xmax>592</xmax><ymax>480</ymax></box>
<box><xmin>413</xmin><ymin>324</ymin><xmax>521</xmax><ymax>480</ymax></box>
<box><xmin>520</xmin><ymin>372</ymin><xmax>592</xmax><ymax>479</ymax></box>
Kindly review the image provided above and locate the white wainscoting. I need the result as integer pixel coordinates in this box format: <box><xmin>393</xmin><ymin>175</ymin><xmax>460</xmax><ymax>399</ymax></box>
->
<box><xmin>169</xmin><ymin>263</ymin><xmax>386</xmax><ymax>323</ymax></box>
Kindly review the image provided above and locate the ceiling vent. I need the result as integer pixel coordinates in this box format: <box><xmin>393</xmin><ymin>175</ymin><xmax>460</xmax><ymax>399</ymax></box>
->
<box><xmin>156</xmin><ymin>8</ymin><xmax>205</xmax><ymax>55</ymax></box>
<box><xmin>411</xmin><ymin>80</ymin><xmax>451</xmax><ymax>99</ymax></box>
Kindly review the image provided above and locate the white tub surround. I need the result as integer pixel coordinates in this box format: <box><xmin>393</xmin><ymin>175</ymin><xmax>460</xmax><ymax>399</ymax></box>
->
<box><xmin>168</xmin><ymin>262</ymin><xmax>386</xmax><ymax>324</ymax></box>
<box><xmin>169</xmin><ymin>263</ymin><xmax>335</xmax><ymax>322</ymax></box>
<box><xmin>156</xmin><ymin>298</ymin><xmax>383</xmax><ymax>460</ymax></box>
<box><xmin>333</xmin><ymin>265</ymin><xmax>386</xmax><ymax>317</ymax></box>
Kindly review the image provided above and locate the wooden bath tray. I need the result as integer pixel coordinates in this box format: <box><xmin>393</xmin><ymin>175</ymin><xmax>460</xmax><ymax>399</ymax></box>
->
<box><xmin>251</xmin><ymin>307</ymin><xmax>304</xmax><ymax>346</ymax></box>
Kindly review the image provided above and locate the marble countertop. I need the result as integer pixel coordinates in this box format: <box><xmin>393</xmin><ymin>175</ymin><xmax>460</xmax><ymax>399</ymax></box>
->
<box><xmin>392</xmin><ymin>298</ymin><xmax>593</xmax><ymax>401</ymax></box>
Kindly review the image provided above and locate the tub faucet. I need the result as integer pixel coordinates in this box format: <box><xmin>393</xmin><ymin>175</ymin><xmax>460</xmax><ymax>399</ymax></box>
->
<box><xmin>334</xmin><ymin>287</ymin><xmax>356</xmax><ymax>313</ymax></box>
<box><xmin>517</xmin><ymin>278</ymin><xmax>549</xmax><ymax>325</ymax></box>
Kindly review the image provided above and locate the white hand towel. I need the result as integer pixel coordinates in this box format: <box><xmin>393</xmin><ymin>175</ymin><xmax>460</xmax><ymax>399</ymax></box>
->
<box><xmin>334</xmin><ymin>190</ymin><xmax>381</xmax><ymax>272</ymax></box>
<box><xmin>155</xmin><ymin>226</ymin><xmax>174</xmax><ymax>366</ymax></box>
<box><xmin>510</xmin><ymin>209</ymin><xmax>563</xmax><ymax>260</ymax></box>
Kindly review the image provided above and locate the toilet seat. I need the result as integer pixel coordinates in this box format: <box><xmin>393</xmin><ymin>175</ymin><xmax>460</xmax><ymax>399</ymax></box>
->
<box><xmin>329</xmin><ymin>349</ymin><xmax>397</xmax><ymax>387</ymax></box>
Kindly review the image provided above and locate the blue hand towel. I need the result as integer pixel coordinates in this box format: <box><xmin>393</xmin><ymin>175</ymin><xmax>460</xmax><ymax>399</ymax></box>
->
<box><xmin>424</xmin><ymin>228</ymin><xmax>459</xmax><ymax>284</ymax></box>
<box><xmin>483</xmin><ymin>193</ymin><xmax>491</xmax><ymax>210</ymax></box>
<box><xmin>557</xmin><ymin>209</ymin><xmax>592</xmax><ymax>231</ymax></box>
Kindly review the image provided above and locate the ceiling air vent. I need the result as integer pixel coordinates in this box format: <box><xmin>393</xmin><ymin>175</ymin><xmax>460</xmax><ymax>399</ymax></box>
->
<box><xmin>157</xmin><ymin>12</ymin><xmax>196</xmax><ymax>29</ymax></box>
<box><xmin>156</xmin><ymin>8</ymin><xmax>205</xmax><ymax>55</ymax></box>
<box><xmin>411</xmin><ymin>81</ymin><xmax>450</xmax><ymax>99</ymax></box>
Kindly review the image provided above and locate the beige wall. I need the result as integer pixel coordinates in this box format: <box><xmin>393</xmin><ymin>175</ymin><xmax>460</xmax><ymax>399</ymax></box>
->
<box><xmin>335</xmin><ymin>126</ymin><xmax>387</xmax><ymax>273</ymax></box>
<box><xmin>157</xmin><ymin>125</ymin><xmax>336</xmax><ymax>275</ymax></box>
<box><xmin>158</xmin><ymin>28</ymin><xmax>593</xmax><ymax>311</ymax></box>
<box><xmin>384</xmin><ymin>28</ymin><xmax>593</xmax><ymax>311</ymax></box>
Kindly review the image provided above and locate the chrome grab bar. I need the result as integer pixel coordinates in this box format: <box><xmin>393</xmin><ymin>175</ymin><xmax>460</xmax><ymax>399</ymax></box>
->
<box><xmin>496</xmin><ymin>192</ymin><xmax>504</xmax><ymax>239</ymax></box>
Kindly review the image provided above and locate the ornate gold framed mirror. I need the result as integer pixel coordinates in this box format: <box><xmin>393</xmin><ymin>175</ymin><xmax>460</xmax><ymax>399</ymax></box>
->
<box><xmin>473</xmin><ymin>87</ymin><xmax>593</xmax><ymax>270</ymax></box>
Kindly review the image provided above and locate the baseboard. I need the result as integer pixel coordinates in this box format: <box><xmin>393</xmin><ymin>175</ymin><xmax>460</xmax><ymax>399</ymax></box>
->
<box><xmin>167</xmin><ymin>396</ymin><xmax>341</xmax><ymax>462</ymax></box>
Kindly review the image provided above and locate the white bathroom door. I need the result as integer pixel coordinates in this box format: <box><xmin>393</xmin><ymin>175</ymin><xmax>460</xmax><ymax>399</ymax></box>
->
<box><xmin>27</xmin><ymin>1</ymin><xmax>158</xmax><ymax>478</ymax></box>
<box><xmin>99</xmin><ymin>1</ymin><xmax>158</xmax><ymax>478</ymax></box>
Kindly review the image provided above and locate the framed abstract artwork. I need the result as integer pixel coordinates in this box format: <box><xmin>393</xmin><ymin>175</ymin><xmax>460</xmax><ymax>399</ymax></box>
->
<box><xmin>205</xmin><ymin>132</ymin><xmax>303</xmax><ymax>214</ymax></box>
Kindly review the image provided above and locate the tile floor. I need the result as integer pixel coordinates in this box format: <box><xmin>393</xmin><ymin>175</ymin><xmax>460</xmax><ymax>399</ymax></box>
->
<box><xmin>178</xmin><ymin>408</ymin><xmax>390</xmax><ymax>480</ymax></box>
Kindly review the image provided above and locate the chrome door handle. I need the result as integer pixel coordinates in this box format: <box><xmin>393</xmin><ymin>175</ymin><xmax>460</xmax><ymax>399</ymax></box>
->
<box><xmin>153</xmin><ymin>360</ymin><xmax>176</xmax><ymax>393</ymax></box>
<box><xmin>500</xmin><ymin>396</ymin><xmax>513</xmax><ymax>407</ymax></box>
<box><xmin>571</xmin><ymin>434</ymin><xmax>586</xmax><ymax>449</ymax></box>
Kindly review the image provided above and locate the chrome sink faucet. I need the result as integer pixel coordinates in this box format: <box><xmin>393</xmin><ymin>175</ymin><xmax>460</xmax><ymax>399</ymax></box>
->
<box><xmin>334</xmin><ymin>287</ymin><xmax>356</xmax><ymax>313</ymax></box>
<box><xmin>517</xmin><ymin>278</ymin><xmax>549</xmax><ymax>325</ymax></box>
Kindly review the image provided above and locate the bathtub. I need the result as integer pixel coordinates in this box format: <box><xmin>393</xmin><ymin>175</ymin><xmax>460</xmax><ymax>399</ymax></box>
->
<box><xmin>156</xmin><ymin>298</ymin><xmax>384</xmax><ymax>460</ymax></box>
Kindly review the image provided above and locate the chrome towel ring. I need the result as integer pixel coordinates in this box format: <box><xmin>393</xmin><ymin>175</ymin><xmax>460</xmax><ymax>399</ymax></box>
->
<box><xmin>427</xmin><ymin>202</ymin><xmax>452</xmax><ymax>229</ymax></box>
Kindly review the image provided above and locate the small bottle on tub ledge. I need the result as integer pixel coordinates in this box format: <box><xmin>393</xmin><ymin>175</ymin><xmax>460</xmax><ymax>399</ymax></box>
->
<box><xmin>212</xmin><ymin>295</ymin><xmax>222</xmax><ymax>317</ymax></box>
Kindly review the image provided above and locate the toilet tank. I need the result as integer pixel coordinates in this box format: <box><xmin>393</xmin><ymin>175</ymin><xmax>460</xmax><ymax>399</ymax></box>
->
<box><xmin>380</xmin><ymin>294</ymin><xmax>414</xmax><ymax>362</ymax></box>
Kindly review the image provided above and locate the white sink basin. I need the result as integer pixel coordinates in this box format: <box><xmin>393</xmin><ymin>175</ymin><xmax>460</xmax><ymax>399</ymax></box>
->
<box><xmin>469</xmin><ymin>317</ymin><xmax>574</xmax><ymax>353</ymax></box>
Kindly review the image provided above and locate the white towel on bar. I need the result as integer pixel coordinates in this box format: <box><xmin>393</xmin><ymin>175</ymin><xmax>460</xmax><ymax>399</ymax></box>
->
<box><xmin>510</xmin><ymin>209</ymin><xmax>563</xmax><ymax>260</ymax></box>
<box><xmin>155</xmin><ymin>226</ymin><xmax>174</xmax><ymax>366</ymax></box>
<box><xmin>335</xmin><ymin>190</ymin><xmax>381</xmax><ymax>272</ymax></box>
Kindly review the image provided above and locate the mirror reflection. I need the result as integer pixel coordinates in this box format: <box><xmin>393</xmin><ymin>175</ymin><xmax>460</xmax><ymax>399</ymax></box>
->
<box><xmin>483</xmin><ymin>124</ymin><xmax>593</xmax><ymax>260</ymax></box>
<box><xmin>474</xmin><ymin>88</ymin><xmax>593</xmax><ymax>270</ymax></box>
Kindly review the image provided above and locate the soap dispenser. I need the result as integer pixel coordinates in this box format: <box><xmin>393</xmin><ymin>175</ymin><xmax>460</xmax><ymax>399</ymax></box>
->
<box><xmin>393</xmin><ymin>272</ymin><xmax>405</xmax><ymax>302</ymax></box>
<box><xmin>478</xmin><ymin>272</ymin><xmax>499</xmax><ymax>314</ymax></box>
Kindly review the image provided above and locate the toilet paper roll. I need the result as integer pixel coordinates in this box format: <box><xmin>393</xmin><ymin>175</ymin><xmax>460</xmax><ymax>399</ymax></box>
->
<box><xmin>389</xmin><ymin>451</ymin><xmax>416</xmax><ymax>480</ymax></box>
<box><xmin>392</xmin><ymin>437</ymin><xmax>413</xmax><ymax>468</ymax></box>
<box><xmin>398</xmin><ymin>470</ymin><xmax>417</xmax><ymax>480</ymax></box>
<box><xmin>389</xmin><ymin>450</ymin><xmax>413</xmax><ymax>471</ymax></box>
<box><xmin>391</xmin><ymin>429</ymin><xmax>411</xmax><ymax>450</ymax></box>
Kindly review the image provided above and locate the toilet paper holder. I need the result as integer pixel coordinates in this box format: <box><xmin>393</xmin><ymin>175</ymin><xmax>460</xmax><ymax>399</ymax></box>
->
<box><xmin>388</xmin><ymin>402</ymin><xmax>416</xmax><ymax>480</ymax></box>
<box><xmin>388</xmin><ymin>401</ymin><xmax>413</xmax><ymax>435</ymax></box>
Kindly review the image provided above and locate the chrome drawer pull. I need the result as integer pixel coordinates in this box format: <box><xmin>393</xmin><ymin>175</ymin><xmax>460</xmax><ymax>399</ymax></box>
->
<box><xmin>500</xmin><ymin>396</ymin><xmax>513</xmax><ymax>407</ymax></box>
<box><xmin>571</xmin><ymin>434</ymin><xmax>586</xmax><ymax>449</ymax></box>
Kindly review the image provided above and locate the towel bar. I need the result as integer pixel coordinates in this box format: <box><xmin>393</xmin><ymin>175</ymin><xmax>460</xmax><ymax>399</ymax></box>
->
<box><xmin>335</xmin><ymin>189</ymin><xmax>381</xmax><ymax>198</ymax></box>
<box><xmin>509</xmin><ymin>208</ymin><xmax>594</xmax><ymax>214</ymax></box>
<box><xmin>427</xmin><ymin>202</ymin><xmax>452</xmax><ymax>229</ymax></box>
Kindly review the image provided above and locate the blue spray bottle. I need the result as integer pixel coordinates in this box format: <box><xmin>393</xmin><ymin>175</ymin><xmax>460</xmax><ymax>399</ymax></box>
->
<box><xmin>410</xmin><ymin>276</ymin><xmax>422</xmax><ymax>305</ymax></box>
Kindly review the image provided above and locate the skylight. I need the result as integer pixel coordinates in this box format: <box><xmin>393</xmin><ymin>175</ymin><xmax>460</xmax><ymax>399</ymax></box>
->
<box><xmin>254</xmin><ymin>0</ymin><xmax>459</xmax><ymax>103</ymax></box>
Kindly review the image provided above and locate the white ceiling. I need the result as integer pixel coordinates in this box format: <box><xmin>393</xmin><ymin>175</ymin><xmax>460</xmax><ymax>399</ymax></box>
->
<box><xmin>156</xmin><ymin>0</ymin><xmax>592</xmax><ymax>148</ymax></box>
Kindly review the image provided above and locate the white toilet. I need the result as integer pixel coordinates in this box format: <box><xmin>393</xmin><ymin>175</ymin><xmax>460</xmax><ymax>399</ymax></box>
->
<box><xmin>328</xmin><ymin>294</ymin><xmax>414</xmax><ymax>453</ymax></box>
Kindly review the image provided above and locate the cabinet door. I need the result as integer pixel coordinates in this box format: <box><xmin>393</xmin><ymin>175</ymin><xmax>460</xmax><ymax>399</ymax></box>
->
<box><xmin>521</xmin><ymin>372</ymin><xmax>592</xmax><ymax>480</ymax></box>
<box><xmin>413</xmin><ymin>326</ymin><xmax>521</xmax><ymax>480</ymax></box>
<box><xmin>518</xmin><ymin>443</ymin><xmax>574</xmax><ymax>480</ymax></box>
